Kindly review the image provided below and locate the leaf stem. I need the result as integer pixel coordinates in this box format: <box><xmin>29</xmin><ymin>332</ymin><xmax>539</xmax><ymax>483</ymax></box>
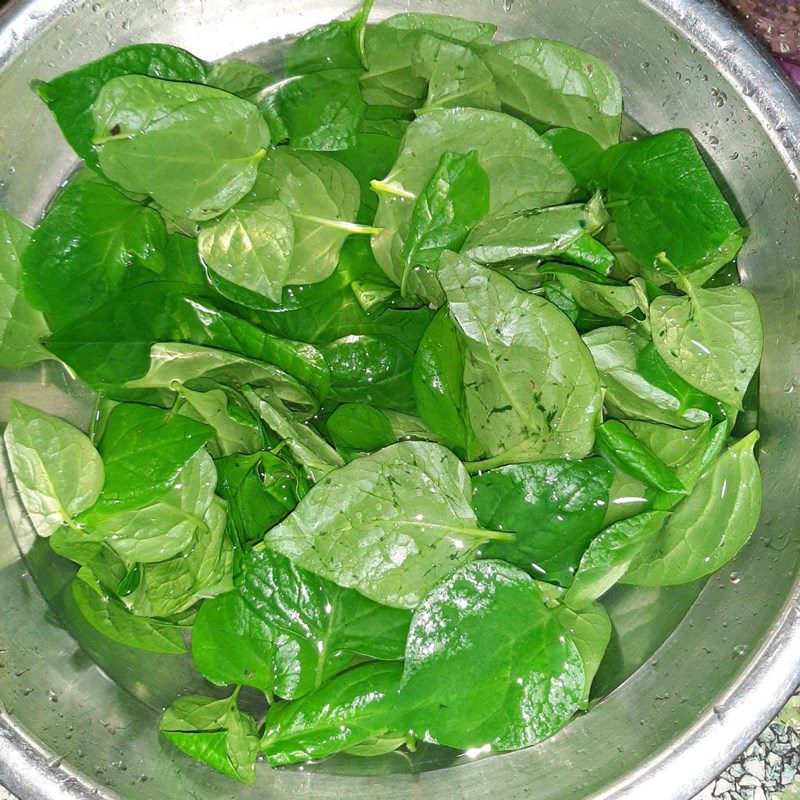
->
<box><xmin>292</xmin><ymin>213</ymin><xmax>382</xmax><ymax>235</ymax></box>
<box><xmin>369</xmin><ymin>179</ymin><xmax>415</xmax><ymax>201</ymax></box>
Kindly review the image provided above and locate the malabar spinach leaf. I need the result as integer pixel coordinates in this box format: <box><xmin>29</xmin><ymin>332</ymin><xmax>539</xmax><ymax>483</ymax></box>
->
<box><xmin>440</xmin><ymin>252</ymin><xmax>602</xmax><ymax>468</ymax></box>
<box><xmin>4</xmin><ymin>400</ymin><xmax>104</xmax><ymax>537</ymax></box>
<box><xmin>372</xmin><ymin>107</ymin><xmax>575</xmax><ymax>304</ymax></box>
<box><xmin>262</xmin><ymin>662</ymin><xmax>405</xmax><ymax>766</ymax></box>
<box><xmin>0</xmin><ymin>209</ymin><xmax>50</xmax><ymax>368</ymax></box>
<box><xmin>93</xmin><ymin>76</ymin><xmax>270</xmax><ymax>220</ymax></box>
<box><xmin>483</xmin><ymin>39</ymin><xmax>622</xmax><ymax>147</ymax></box>
<box><xmin>160</xmin><ymin>691</ymin><xmax>259</xmax><ymax>783</ymax></box>
<box><xmin>264</xmin><ymin>440</ymin><xmax>507</xmax><ymax>609</ymax></box>
<box><xmin>472</xmin><ymin>458</ymin><xmax>614</xmax><ymax>586</ymax></box>
<box><xmin>394</xmin><ymin>560</ymin><xmax>585</xmax><ymax>750</ymax></box>
<box><xmin>623</xmin><ymin>431</ymin><xmax>761</xmax><ymax>585</ymax></box>
<box><xmin>21</xmin><ymin>180</ymin><xmax>167</xmax><ymax>328</ymax></box>
<box><xmin>36</xmin><ymin>43</ymin><xmax>208</xmax><ymax>168</ymax></box>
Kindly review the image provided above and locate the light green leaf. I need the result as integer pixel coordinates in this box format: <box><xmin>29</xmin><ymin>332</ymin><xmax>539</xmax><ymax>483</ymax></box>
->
<box><xmin>204</xmin><ymin>60</ymin><xmax>274</xmax><ymax>98</ymax></box>
<box><xmin>72</xmin><ymin>567</ymin><xmax>187</xmax><ymax>654</ymax></box>
<box><xmin>484</xmin><ymin>39</ymin><xmax>622</xmax><ymax>147</ymax></box>
<box><xmin>650</xmin><ymin>281</ymin><xmax>762</xmax><ymax>409</ymax></box>
<box><xmin>125</xmin><ymin>496</ymin><xmax>234</xmax><ymax>617</ymax></box>
<box><xmin>582</xmin><ymin>326</ymin><xmax>711</xmax><ymax>428</ymax></box>
<box><xmin>440</xmin><ymin>252</ymin><xmax>602</xmax><ymax>468</ymax></box>
<box><xmin>94</xmin><ymin>75</ymin><xmax>270</xmax><ymax>220</ymax></box>
<box><xmin>0</xmin><ymin>209</ymin><xmax>50</xmax><ymax>368</ymax></box>
<box><xmin>372</xmin><ymin>107</ymin><xmax>575</xmax><ymax>304</ymax></box>
<box><xmin>361</xmin><ymin>13</ymin><xmax>496</xmax><ymax>108</ymax></box>
<box><xmin>556</xmin><ymin>601</ymin><xmax>612</xmax><ymax>704</ymax></box>
<box><xmin>198</xmin><ymin>200</ymin><xmax>294</xmax><ymax>303</ymax></box>
<box><xmin>412</xmin><ymin>34</ymin><xmax>500</xmax><ymax>114</ymax></box>
<box><xmin>463</xmin><ymin>194</ymin><xmax>606</xmax><ymax>265</ymax></box>
<box><xmin>264</xmin><ymin>440</ymin><xmax>504</xmax><ymax>609</ymax></box>
<box><xmin>394</xmin><ymin>560</ymin><xmax>585</xmax><ymax>750</ymax></box>
<box><xmin>4</xmin><ymin>401</ymin><xmax>104</xmax><ymax>537</ymax></box>
<box><xmin>623</xmin><ymin>432</ymin><xmax>761</xmax><ymax>586</ymax></box>
<box><xmin>564</xmin><ymin>511</ymin><xmax>669</xmax><ymax>610</ymax></box>
<box><xmin>160</xmin><ymin>692</ymin><xmax>259</xmax><ymax>783</ymax></box>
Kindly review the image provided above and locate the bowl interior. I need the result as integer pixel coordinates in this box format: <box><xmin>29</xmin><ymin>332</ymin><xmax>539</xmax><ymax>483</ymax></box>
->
<box><xmin>1</xmin><ymin>1</ymin><xmax>799</xmax><ymax>799</ymax></box>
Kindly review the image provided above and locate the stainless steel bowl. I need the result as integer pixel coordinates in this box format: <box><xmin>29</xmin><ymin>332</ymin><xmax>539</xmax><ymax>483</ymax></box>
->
<box><xmin>1</xmin><ymin>0</ymin><xmax>799</xmax><ymax>798</ymax></box>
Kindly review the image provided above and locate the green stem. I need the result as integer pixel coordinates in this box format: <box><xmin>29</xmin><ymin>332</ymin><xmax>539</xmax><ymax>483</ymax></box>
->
<box><xmin>292</xmin><ymin>214</ymin><xmax>382</xmax><ymax>235</ymax></box>
<box><xmin>92</xmin><ymin>133</ymin><xmax>133</xmax><ymax>145</ymax></box>
<box><xmin>463</xmin><ymin>452</ymin><xmax>519</xmax><ymax>474</ymax></box>
<box><xmin>369</xmin><ymin>179</ymin><xmax>415</xmax><ymax>201</ymax></box>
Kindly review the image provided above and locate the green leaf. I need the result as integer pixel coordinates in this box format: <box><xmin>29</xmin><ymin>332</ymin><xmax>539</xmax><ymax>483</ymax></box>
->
<box><xmin>361</xmin><ymin>13</ymin><xmax>496</xmax><ymax>108</ymax></box>
<box><xmin>462</xmin><ymin>193</ymin><xmax>607</xmax><ymax>265</ymax></box>
<box><xmin>541</xmin><ymin>127</ymin><xmax>603</xmax><ymax>194</ymax></box>
<box><xmin>262</xmin><ymin>70</ymin><xmax>365</xmax><ymax>151</ymax></box>
<box><xmin>0</xmin><ymin>208</ymin><xmax>50</xmax><ymax>368</ymax></box>
<box><xmin>244</xmin><ymin>388</ymin><xmax>345</xmax><ymax>481</ymax></box>
<box><xmin>372</xmin><ymin>107</ymin><xmax>575</xmax><ymax>304</ymax></box>
<box><xmin>82</xmin><ymin>449</ymin><xmax>217</xmax><ymax>563</ymax></box>
<box><xmin>264</xmin><ymin>441</ymin><xmax>505</xmax><ymax>609</ymax></box>
<box><xmin>72</xmin><ymin>567</ymin><xmax>186</xmax><ymax>654</ymax></box>
<box><xmin>87</xmin><ymin>402</ymin><xmax>213</xmax><ymax>517</ymax></box>
<box><xmin>623</xmin><ymin>432</ymin><xmax>761</xmax><ymax>585</ymax></box>
<box><xmin>262</xmin><ymin>662</ymin><xmax>404</xmax><ymax>766</ymax></box>
<box><xmin>284</xmin><ymin>0</ymin><xmax>372</xmax><ymax>74</ymax></box>
<box><xmin>412</xmin><ymin>35</ymin><xmax>500</xmax><ymax>114</ymax></box>
<box><xmin>321</xmin><ymin>333</ymin><xmax>416</xmax><ymax>411</ymax></box>
<box><xmin>216</xmin><ymin>450</ymin><xmax>310</xmax><ymax>548</ymax></box>
<box><xmin>125</xmin><ymin>338</ymin><xmax>328</xmax><ymax>413</ymax></box>
<box><xmin>412</xmin><ymin>307</ymin><xmax>481</xmax><ymax>461</ymax></box>
<box><xmin>247</xmin><ymin>150</ymin><xmax>365</xmax><ymax>287</ymax></box>
<box><xmin>4</xmin><ymin>400</ymin><xmax>104</xmax><ymax>537</ymax></box>
<box><xmin>327</xmin><ymin>132</ymin><xmax>403</xmax><ymax>223</ymax></box>
<box><xmin>552</xmin><ymin>599</ymin><xmax>612</xmax><ymax>704</ymax></box>
<box><xmin>160</xmin><ymin>692</ymin><xmax>259</xmax><ymax>783</ymax></box>
<box><xmin>547</xmin><ymin>265</ymin><xmax>643</xmax><ymax>320</ymax></box>
<box><xmin>601</xmin><ymin>130</ymin><xmax>743</xmax><ymax>279</ymax></box>
<box><xmin>394</xmin><ymin>560</ymin><xmax>585</xmax><ymax>750</ymax></box>
<box><xmin>327</xmin><ymin>403</ymin><xmax>394</xmax><ymax>451</ymax></box>
<box><xmin>126</xmin><ymin>496</ymin><xmax>234</xmax><ymax>617</ymax></box>
<box><xmin>595</xmin><ymin>420</ymin><xmax>687</xmax><ymax>495</ymax></box>
<box><xmin>239</xmin><ymin>548</ymin><xmax>410</xmax><ymax>667</ymax></box>
<box><xmin>176</xmin><ymin>387</ymin><xmax>264</xmax><ymax>458</ymax></box>
<box><xmin>36</xmin><ymin>43</ymin><xmax>208</xmax><ymax>169</ymax></box>
<box><xmin>472</xmin><ymin>458</ymin><xmax>614</xmax><ymax>586</ymax></box>
<box><xmin>400</xmin><ymin>150</ymin><xmax>489</xmax><ymax>297</ymax></box>
<box><xmin>441</xmin><ymin>252</ymin><xmax>602</xmax><ymax>468</ymax></box>
<box><xmin>93</xmin><ymin>76</ymin><xmax>270</xmax><ymax>220</ymax></box>
<box><xmin>198</xmin><ymin>200</ymin><xmax>294</xmax><ymax>304</ymax></box>
<box><xmin>483</xmin><ymin>39</ymin><xmax>622</xmax><ymax>147</ymax></box>
<box><xmin>650</xmin><ymin>281</ymin><xmax>762</xmax><ymax>410</ymax></box>
<box><xmin>46</xmin><ymin>284</ymin><xmax>327</xmax><ymax>403</ymax></box>
<box><xmin>204</xmin><ymin>60</ymin><xmax>274</xmax><ymax>98</ymax></box>
<box><xmin>582</xmin><ymin>326</ymin><xmax>712</xmax><ymax>428</ymax></box>
<box><xmin>564</xmin><ymin>511</ymin><xmax>669</xmax><ymax>609</ymax></box>
<box><xmin>21</xmin><ymin>180</ymin><xmax>167</xmax><ymax>328</ymax></box>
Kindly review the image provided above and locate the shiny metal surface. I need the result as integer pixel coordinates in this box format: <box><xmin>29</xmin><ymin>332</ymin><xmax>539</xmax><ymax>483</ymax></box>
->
<box><xmin>1</xmin><ymin>0</ymin><xmax>799</xmax><ymax>798</ymax></box>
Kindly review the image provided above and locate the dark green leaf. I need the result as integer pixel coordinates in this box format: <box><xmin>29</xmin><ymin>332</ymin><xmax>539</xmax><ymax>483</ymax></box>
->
<box><xmin>400</xmin><ymin>150</ymin><xmax>489</xmax><ymax>297</ymax></box>
<box><xmin>600</xmin><ymin>130</ymin><xmax>744</xmax><ymax>279</ymax></box>
<box><xmin>21</xmin><ymin>180</ymin><xmax>167</xmax><ymax>328</ymax></box>
<box><xmin>394</xmin><ymin>560</ymin><xmax>585</xmax><ymax>750</ymax></box>
<box><xmin>595</xmin><ymin>420</ymin><xmax>687</xmax><ymax>495</ymax></box>
<box><xmin>541</xmin><ymin>127</ymin><xmax>603</xmax><ymax>195</ymax></box>
<box><xmin>36</xmin><ymin>43</ymin><xmax>207</xmax><ymax>168</ymax></box>
<box><xmin>412</xmin><ymin>307</ymin><xmax>481</xmax><ymax>461</ymax></box>
<box><xmin>262</xmin><ymin>662</ymin><xmax>404</xmax><ymax>766</ymax></box>
<box><xmin>472</xmin><ymin>458</ymin><xmax>614</xmax><ymax>586</ymax></box>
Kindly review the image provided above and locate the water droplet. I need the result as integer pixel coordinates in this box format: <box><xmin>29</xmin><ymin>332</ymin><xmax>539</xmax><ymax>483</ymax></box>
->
<box><xmin>733</xmin><ymin>644</ymin><xmax>748</xmax><ymax>657</ymax></box>
<box><xmin>729</xmin><ymin>571</ymin><xmax>741</xmax><ymax>584</ymax></box>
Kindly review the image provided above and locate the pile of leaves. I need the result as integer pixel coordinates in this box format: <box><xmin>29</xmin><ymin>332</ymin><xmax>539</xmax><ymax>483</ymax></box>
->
<box><xmin>0</xmin><ymin>1</ymin><xmax>764</xmax><ymax>783</ymax></box>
